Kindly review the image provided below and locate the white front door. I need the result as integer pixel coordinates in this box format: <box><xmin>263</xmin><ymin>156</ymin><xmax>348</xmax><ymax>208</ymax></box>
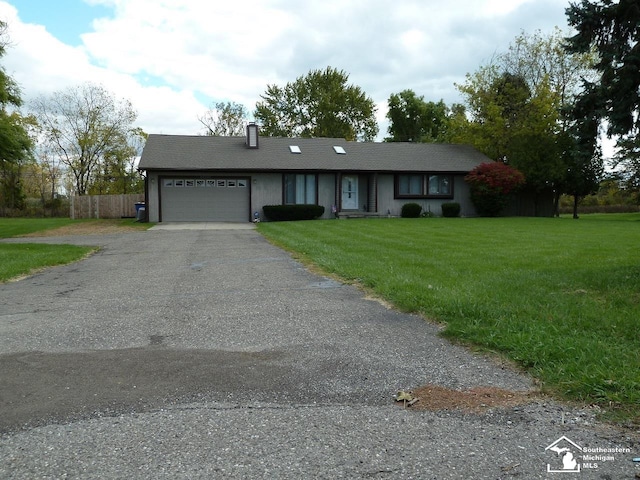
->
<box><xmin>341</xmin><ymin>175</ymin><xmax>358</xmax><ymax>210</ymax></box>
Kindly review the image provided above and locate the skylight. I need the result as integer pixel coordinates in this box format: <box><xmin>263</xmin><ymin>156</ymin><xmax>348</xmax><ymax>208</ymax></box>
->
<box><xmin>289</xmin><ymin>145</ymin><xmax>301</xmax><ymax>154</ymax></box>
<box><xmin>333</xmin><ymin>146</ymin><xmax>346</xmax><ymax>154</ymax></box>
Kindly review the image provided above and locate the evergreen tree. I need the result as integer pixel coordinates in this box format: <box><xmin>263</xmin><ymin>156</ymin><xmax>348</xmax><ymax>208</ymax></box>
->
<box><xmin>566</xmin><ymin>0</ymin><xmax>640</xmax><ymax>192</ymax></box>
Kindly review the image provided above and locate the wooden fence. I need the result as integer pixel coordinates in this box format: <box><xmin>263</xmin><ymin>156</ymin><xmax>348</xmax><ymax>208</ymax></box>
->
<box><xmin>70</xmin><ymin>194</ymin><xmax>145</xmax><ymax>219</ymax></box>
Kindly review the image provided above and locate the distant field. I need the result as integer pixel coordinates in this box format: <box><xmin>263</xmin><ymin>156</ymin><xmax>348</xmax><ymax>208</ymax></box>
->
<box><xmin>258</xmin><ymin>214</ymin><xmax>640</xmax><ymax>424</ymax></box>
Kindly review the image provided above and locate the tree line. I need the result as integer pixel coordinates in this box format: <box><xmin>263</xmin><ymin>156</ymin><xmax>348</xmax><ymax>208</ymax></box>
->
<box><xmin>1</xmin><ymin>0</ymin><xmax>638</xmax><ymax>217</ymax></box>
<box><xmin>0</xmin><ymin>22</ymin><xmax>145</xmax><ymax>216</ymax></box>
<box><xmin>200</xmin><ymin>2</ymin><xmax>639</xmax><ymax>217</ymax></box>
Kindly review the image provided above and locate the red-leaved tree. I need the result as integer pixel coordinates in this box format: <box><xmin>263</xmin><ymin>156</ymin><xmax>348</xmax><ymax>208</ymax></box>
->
<box><xmin>465</xmin><ymin>162</ymin><xmax>526</xmax><ymax>216</ymax></box>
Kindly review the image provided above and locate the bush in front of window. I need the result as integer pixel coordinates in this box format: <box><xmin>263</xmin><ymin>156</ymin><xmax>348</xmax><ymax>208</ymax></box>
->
<box><xmin>262</xmin><ymin>205</ymin><xmax>325</xmax><ymax>221</ymax></box>
<box><xmin>441</xmin><ymin>202</ymin><xmax>461</xmax><ymax>217</ymax></box>
<box><xmin>401</xmin><ymin>203</ymin><xmax>422</xmax><ymax>218</ymax></box>
<box><xmin>464</xmin><ymin>162</ymin><xmax>525</xmax><ymax>216</ymax></box>
<box><xmin>420</xmin><ymin>206</ymin><xmax>436</xmax><ymax>218</ymax></box>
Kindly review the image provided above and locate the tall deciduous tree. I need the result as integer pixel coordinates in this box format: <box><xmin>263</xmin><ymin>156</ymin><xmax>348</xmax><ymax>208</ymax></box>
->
<box><xmin>456</xmin><ymin>70</ymin><xmax>565</xmax><ymax>193</ymax></box>
<box><xmin>198</xmin><ymin>101</ymin><xmax>248</xmax><ymax>136</ymax></box>
<box><xmin>255</xmin><ymin>67</ymin><xmax>378</xmax><ymax>141</ymax></box>
<box><xmin>502</xmin><ymin>28</ymin><xmax>597</xmax><ymax>110</ymax></box>
<box><xmin>32</xmin><ymin>83</ymin><xmax>138</xmax><ymax>195</ymax></box>
<box><xmin>28</xmin><ymin>135</ymin><xmax>64</xmax><ymax>215</ymax></box>
<box><xmin>0</xmin><ymin>21</ymin><xmax>32</xmax><ymax>214</ymax></box>
<box><xmin>0</xmin><ymin>111</ymin><xmax>32</xmax><ymax>212</ymax></box>
<box><xmin>454</xmin><ymin>29</ymin><xmax>598</xmax><ymax>215</ymax></box>
<box><xmin>89</xmin><ymin>128</ymin><xmax>147</xmax><ymax>195</ymax></box>
<box><xmin>455</xmin><ymin>66</ymin><xmax>535</xmax><ymax>162</ymax></box>
<box><xmin>385</xmin><ymin>90</ymin><xmax>450</xmax><ymax>142</ymax></box>
<box><xmin>557</xmin><ymin>81</ymin><xmax>604</xmax><ymax>218</ymax></box>
<box><xmin>566</xmin><ymin>0</ymin><xmax>640</xmax><ymax>194</ymax></box>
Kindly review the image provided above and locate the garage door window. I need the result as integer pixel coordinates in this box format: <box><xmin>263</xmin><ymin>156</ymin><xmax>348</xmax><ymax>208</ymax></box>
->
<box><xmin>163</xmin><ymin>177</ymin><xmax>248</xmax><ymax>187</ymax></box>
<box><xmin>284</xmin><ymin>174</ymin><xmax>317</xmax><ymax>204</ymax></box>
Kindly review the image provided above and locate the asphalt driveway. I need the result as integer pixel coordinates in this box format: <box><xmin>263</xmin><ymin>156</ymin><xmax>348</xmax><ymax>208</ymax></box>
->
<box><xmin>0</xmin><ymin>227</ymin><xmax>637</xmax><ymax>478</ymax></box>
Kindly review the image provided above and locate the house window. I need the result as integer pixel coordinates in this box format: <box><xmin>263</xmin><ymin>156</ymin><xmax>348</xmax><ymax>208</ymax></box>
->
<box><xmin>398</xmin><ymin>174</ymin><xmax>423</xmax><ymax>196</ymax></box>
<box><xmin>428</xmin><ymin>175</ymin><xmax>451</xmax><ymax>195</ymax></box>
<box><xmin>284</xmin><ymin>174</ymin><xmax>317</xmax><ymax>204</ymax></box>
<box><xmin>395</xmin><ymin>174</ymin><xmax>453</xmax><ymax>198</ymax></box>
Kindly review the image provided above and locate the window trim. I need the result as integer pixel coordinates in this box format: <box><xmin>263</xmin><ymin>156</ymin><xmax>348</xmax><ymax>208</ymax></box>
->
<box><xmin>394</xmin><ymin>173</ymin><xmax>454</xmax><ymax>199</ymax></box>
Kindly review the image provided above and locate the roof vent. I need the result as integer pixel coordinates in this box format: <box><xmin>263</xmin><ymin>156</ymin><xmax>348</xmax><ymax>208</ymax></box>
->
<box><xmin>289</xmin><ymin>145</ymin><xmax>301</xmax><ymax>154</ymax></box>
<box><xmin>246</xmin><ymin>123</ymin><xmax>259</xmax><ymax>149</ymax></box>
<box><xmin>333</xmin><ymin>146</ymin><xmax>346</xmax><ymax>154</ymax></box>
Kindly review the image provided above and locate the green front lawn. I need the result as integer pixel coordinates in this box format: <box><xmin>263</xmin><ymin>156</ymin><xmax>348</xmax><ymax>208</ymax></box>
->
<box><xmin>258</xmin><ymin>214</ymin><xmax>640</xmax><ymax>424</ymax></box>
<box><xmin>0</xmin><ymin>217</ymin><xmax>78</xmax><ymax>238</ymax></box>
<box><xmin>0</xmin><ymin>243</ymin><xmax>96</xmax><ymax>282</ymax></box>
<box><xmin>0</xmin><ymin>218</ymin><xmax>100</xmax><ymax>282</ymax></box>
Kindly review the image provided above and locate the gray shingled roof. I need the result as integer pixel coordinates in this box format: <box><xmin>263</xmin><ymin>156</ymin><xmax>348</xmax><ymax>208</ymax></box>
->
<box><xmin>138</xmin><ymin>134</ymin><xmax>491</xmax><ymax>173</ymax></box>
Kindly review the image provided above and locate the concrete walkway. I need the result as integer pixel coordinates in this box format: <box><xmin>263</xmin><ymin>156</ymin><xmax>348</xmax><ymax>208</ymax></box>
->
<box><xmin>150</xmin><ymin>222</ymin><xmax>256</xmax><ymax>230</ymax></box>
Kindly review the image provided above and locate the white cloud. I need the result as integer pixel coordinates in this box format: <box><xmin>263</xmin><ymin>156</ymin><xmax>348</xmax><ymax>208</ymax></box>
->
<box><xmin>0</xmin><ymin>0</ymin><xmax>572</xmax><ymax>138</ymax></box>
<box><xmin>482</xmin><ymin>0</ymin><xmax>533</xmax><ymax>16</ymax></box>
<box><xmin>0</xmin><ymin>4</ymin><xmax>94</xmax><ymax>93</ymax></box>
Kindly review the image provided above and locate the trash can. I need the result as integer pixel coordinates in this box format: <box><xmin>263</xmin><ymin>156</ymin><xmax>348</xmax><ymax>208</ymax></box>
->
<box><xmin>134</xmin><ymin>202</ymin><xmax>145</xmax><ymax>214</ymax></box>
<box><xmin>136</xmin><ymin>206</ymin><xmax>146</xmax><ymax>222</ymax></box>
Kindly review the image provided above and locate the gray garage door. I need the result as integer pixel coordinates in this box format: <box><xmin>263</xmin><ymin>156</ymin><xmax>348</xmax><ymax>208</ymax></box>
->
<box><xmin>160</xmin><ymin>177</ymin><xmax>250</xmax><ymax>222</ymax></box>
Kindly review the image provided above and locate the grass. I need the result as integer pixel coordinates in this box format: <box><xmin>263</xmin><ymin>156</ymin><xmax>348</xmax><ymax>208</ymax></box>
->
<box><xmin>0</xmin><ymin>243</ymin><xmax>96</xmax><ymax>282</ymax></box>
<box><xmin>0</xmin><ymin>218</ymin><xmax>123</xmax><ymax>282</ymax></box>
<box><xmin>0</xmin><ymin>217</ymin><xmax>78</xmax><ymax>238</ymax></box>
<box><xmin>258</xmin><ymin>214</ymin><xmax>640</xmax><ymax>424</ymax></box>
<box><xmin>0</xmin><ymin>217</ymin><xmax>151</xmax><ymax>238</ymax></box>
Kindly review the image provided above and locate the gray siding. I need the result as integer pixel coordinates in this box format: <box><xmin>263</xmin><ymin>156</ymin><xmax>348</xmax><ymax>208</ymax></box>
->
<box><xmin>376</xmin><ymin>174</ymin><xmax>477</xmax><ymax>217</ymax></box>
<box><xmin>146</xmin><ymin>170</ymin><xmax>478</xmax><ymax>223</ymax></box>
<box><xmin>250</xmin><ymin>173</ymin><xmax>282</xmax><ymax>221</ymax></box>
<box><xmin>318</xmin><ymin>174</ymin><xmax>337</xmax><ymax>219</ymax></box>
<box><xmin>147</xmin><ymin>172</ymin><xmax>161</xmax><ymax>222</ymax></box>
<box><xmin>140</xmin><ymin>136</ymin><xmax>492</xmax><ymax>221</ymax></box>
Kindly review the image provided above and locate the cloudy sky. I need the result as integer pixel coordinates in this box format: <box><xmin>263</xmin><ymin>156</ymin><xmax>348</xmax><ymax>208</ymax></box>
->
<box><xmin>0</xmin><ymin>0</ymin><xmax>574</xmax><ymax>140</ymax></box>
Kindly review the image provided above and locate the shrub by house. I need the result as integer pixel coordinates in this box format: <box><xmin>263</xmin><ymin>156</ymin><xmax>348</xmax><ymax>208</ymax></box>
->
<box><xmin>401</xmin><ymin>203</ymin><xmax>422</xmax><ymax>218</ymax></box>
<box><xmin>262</xmin><ymin>205</ymin><xmax>325</xmax><ymax>221</ymax></box>
<box><xmin>441</xmin><ymin>202</ymin><xmax>461</xmax><ymax>217</ymax></box>
<box><xmin>465</xmin><ymin>162</ymin><xmax>525</xmax><ymax>216</ymax></box>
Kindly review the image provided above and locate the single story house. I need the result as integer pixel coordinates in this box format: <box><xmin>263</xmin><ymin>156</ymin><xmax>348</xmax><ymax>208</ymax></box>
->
<box><xmin>137</xmin><ymin>125</ymin><xmax>493</xmax><ymax>222</ymax></box>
